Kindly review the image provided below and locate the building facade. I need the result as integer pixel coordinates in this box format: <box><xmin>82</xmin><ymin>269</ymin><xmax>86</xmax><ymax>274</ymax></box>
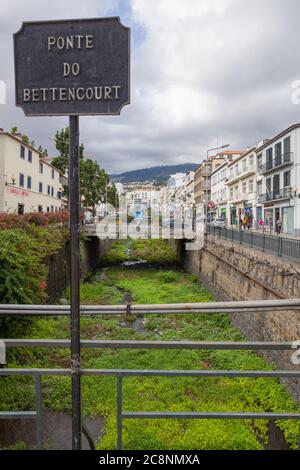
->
<box><xmin>256</xmin><ymin>124</ymin><xmax>300</xmax><ymax>236</ymax></box>
<box><xmin>226</xmin><ymin>148</ymin><xmax>260</xmax><ymax>227</ymax></box>
<box><xmin>0</xmin><ymin>130</ymin><xmax>63</xmax><ymax>214</ymax></box>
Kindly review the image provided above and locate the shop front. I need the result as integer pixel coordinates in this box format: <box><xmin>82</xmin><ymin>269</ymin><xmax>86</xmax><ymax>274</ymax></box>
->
<box><xmin>282</xmin><ymin>206</ymin><xmax>294</xmax><ymax>234</ymax></box>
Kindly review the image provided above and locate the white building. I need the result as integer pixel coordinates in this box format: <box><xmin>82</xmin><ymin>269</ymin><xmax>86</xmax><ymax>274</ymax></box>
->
<box><xmin>256</xmin><ymin>124</ymin><xmax>300</xmax><ymax>235</ymax></box>
<box><xmin>0</xmin><ymin>130</ymin><xmax>63</xmax><ymax>214</ymax></box>
<box><xmin>226</xmin><ymin>147</ymin><xmax>261</xmax><ymax>227</ymax></box>
<box><xmin>211</xmin><ymin>161</ymin><xmax>229</xmax><ymax>221</ymax></box>
<box><xmin>125</xmin><ymin>184</ymin><xmax>161</xmax><ymax>213</ymax></box>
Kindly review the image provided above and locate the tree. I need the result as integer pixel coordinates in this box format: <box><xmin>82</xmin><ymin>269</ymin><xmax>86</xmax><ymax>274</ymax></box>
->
<box><xmin>80</xmin><ymin>159</ymin><xmax>108</xmax><ymax>216</ymax></box>
<box><xmin>51</xmin><ymin>127</ymin><xmax>84</xmax><ymax>174</ymax></box>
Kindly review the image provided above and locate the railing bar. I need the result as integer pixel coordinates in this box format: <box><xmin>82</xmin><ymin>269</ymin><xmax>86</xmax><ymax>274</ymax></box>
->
<box><xmin>1</xmin><ymin>299</ymin><xmax>300</xmax><ymax>310</ymax></box>
<box><xmin>3</xmin><ymin>339</ymin><xmax>295</xmax><ymax>351</ymax></box>
<box><xmin>0</xmin><ymin>411</ymin><xmax>36</xmax><ymax>419</ymax></box>
<box><xmin>34</xmin><ymin>375</ymin><xmax>43</xmax><ymax>450</ymax></box>
<box><xmin>122</xmin><ymin>412</ymin><xmax>300</xmax><ymax>420</ymax></box>
<box><xmin>1</xmin><ymin>368</ymin><xmax>300</xmax><ymax>378</ymax></box>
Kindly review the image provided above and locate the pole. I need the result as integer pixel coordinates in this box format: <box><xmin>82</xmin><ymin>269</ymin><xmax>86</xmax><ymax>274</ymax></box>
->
<box><xmin>69</xmin><ymin>115</ymin><xmax>81</xmax><ymax>450</ymax></box>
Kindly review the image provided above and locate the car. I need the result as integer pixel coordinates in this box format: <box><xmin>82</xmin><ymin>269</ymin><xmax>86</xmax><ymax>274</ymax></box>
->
<box><xmin>212</xmin><ymin>218</ymin><xmax>226</xmax><ymax>228</ymax></box>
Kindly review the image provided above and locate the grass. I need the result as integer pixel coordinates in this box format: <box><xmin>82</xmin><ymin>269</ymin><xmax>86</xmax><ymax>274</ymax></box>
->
<box><xmin>1</xmin><ymin>240</ymin><xmax>299</xmax><ymax>450</ymax></box>
<box><xmin>100</xmin><ymin>239</ymin><xmax>178</xmax><ymax>265</ymax></box>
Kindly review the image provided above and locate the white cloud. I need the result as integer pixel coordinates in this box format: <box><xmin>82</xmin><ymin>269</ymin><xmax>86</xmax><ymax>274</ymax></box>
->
<box><xmin>1</xmin><ymin>0</ymin><xmax>300</xmax><ymax>173</ymax></box>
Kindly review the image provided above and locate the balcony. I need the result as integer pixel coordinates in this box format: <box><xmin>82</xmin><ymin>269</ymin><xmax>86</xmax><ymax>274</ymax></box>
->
<box><xmin>229</xmin><ymin>192</ymin><xmax>247</xmax><ymax>204</ymax></box>
<box><xmin>260</xmin><ymin>152</ymin><xmax>293</xmax><ymax>175</ymax></box>
<box><xmin>258</xmin><ymin>187</ymin><xmax>292</xmax><ymax>204</ymax></box>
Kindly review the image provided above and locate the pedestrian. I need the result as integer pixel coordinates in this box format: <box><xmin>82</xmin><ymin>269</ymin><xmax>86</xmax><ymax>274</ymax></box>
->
<box><xmin>276</xmin><ymin>217</ymin><xmax>282</xmax><ymax>235</ymax></box>
<box><xmin>242</xmin><ymin>216</ymin><xmax>247</xmax><ymax>230</ymax></box>
<box><xmin>258</xmin><ymin>218</ymin><xmax>263</xmax><ymax>229</ymax></box>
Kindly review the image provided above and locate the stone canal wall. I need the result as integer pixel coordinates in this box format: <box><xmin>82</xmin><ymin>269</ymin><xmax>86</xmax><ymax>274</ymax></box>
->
<box><xmin>46</xmin><ymin>237</ymin><xmax>111</xmax><ymax>302</ymax></box>
<box><xmin>182</xmin><ymin>235</ymin><xmax>300</xmax><ymax>402</ymax></box>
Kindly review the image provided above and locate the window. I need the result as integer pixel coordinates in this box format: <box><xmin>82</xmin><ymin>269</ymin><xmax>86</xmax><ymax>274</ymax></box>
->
<box><xmin>28</xmin><ymin>150</ymin><xmax>32</xmax><ymax>163</ymax></box>
<box><xmin>249</xmin><ymin>155</ymin><xmax>254</xmax><ymax>168</ymax></box>
<box><xmin>257</xmin><ymin>181</ymin><xmax>262</xmax><ymax>196</ymax></box>
<box><xmin>242</xmin><ymin>159</ymin><xmax>247</xmax><ymax>173</ymax></box>
<box><xmin>266</xmin><ymin>148</ymin><xmax>273</xmax><ymax>170</ymax></box>
<box><xmin>39</xmin><ymin>162</ymin><xmax>43</xmax><ymax>174</ymax></box>
<box><xmin>47</xmin><ymin>185</ymin><xmax>51</xmax><ymax>195</ymax></box>
<box><xmin>51</xmin><ymin>186</ymin><xmax>54</xmax><ymax>197</ymax></box>
<box><xmin>27</xmin><ymin>176</ymin><xmax>32</xmax><ymax>189</ymax></box>
<box><xmin>19</xmin><ymin>173</ymin><xmax>24</xmax><ymax>187</ymax></box>
<box><xmin>20</xmin><ymin>145</ymin><xmax>25</xmax><ymax>159</ymax></box>
<box><xmin>275</xmin><ymin>142</ymin><xmax>282</xmax><ymax>165</ymax></box>
<box><xmin>51</xmin><ymin>205</ymin><xmax>54</xmax><ymax>212</ymax></box>
<box><xmin>242</xmin><ymin>182</ymin><xmax>247</xmax><ymax>194</ymax></box>
<box><xmin>47</xmin><ymin>207</ymin><xmax>50</xmax><ymax>213</ymax></box>
<box><xmin>248</xmin><ymin>179</ymin><xmax>254</xmax><ymax>193</ymax></box>
<box><xmin>39</xmin><ymin>182</ymin><xmax>43</xmax><ymax>193</ymax></box>
<box><xmin>38</xmin><ymin>205</ymin><xmax>43</xmax><ymax>213</ymax></box>
<box><xmin>51</xmin><ymin>169</ymin><xmax>55</xmax><ymax>179</ymax></box>
<box><xmin>230</xmin><ymin>188</ymin><xmax>234</xmax><ymax>199</ymax></box>
<box><xmin>257</xmin><ymin>154</ymin><xmax>262</xmax><ymax>170</ymax></box>
<box><xmin>284</xmin><ymin>170</ymin><xmax>291</xmax><ymax>187</ymax></box>
<box><xmin>57</xmin><ymin>191</ymin><xmax>62</xmax><ymax>199</ymax></box>
<box><xmin>284</xmin><ymin>136</ymin><xmax>291</xmax><ymax>155</ymax></box>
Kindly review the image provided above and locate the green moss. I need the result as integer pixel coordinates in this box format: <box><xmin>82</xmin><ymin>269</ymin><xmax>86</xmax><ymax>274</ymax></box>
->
<box><xmin>1</xmin><ymin>240</ymin><xmax>299</xmax><ymax>450</ymax></box>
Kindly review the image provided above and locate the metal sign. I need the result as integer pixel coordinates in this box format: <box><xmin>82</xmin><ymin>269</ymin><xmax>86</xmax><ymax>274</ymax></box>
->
<box><xmin>14</xmin><ymin>17</ymin><xmax>130</xmax><ymax>116</ymax></box>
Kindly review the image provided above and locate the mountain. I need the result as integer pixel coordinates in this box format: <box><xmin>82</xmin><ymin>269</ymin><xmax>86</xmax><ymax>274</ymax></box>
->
<box><xmin>111</xmin><ymin>163</ymin><xmax>199</xmax><ymax>183</ymax></box>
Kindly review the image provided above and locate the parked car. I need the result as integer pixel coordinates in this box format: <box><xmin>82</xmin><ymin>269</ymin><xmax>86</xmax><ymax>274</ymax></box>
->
<box><xmin>212</xmin><ymin>218</ymin><xmax>226</xmax><ymax>228</ymax></box>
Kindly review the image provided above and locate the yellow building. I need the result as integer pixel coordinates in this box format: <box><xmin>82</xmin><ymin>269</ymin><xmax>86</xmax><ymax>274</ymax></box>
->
<box><xmin>0</xmin><ymin>130</ymin><xmax>63</xmax><ymax>214</ymax></box>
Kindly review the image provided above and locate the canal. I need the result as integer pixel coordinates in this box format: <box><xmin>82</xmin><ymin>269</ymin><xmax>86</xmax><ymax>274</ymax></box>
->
<box><xmin>0</xmin><ymin>239</ymin><xmax>299</xmax><ymax>450</ymax></box>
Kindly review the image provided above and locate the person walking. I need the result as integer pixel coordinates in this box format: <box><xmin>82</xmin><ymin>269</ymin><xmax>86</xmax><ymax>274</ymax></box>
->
<box><xmin>276</xmin><ymin>217</ymin><xmax>282</xmax><ymax>235</ymax></box>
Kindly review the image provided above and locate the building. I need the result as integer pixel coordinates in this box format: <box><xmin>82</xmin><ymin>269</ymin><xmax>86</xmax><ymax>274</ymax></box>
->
<box><xmin>194</xmin><ymin>151</ymin><xmax>243</xmax><ymax>221</ymax></box>
<box><xmin>175</xmin><ymin>171</ymin><xmax>195</xmax><ymax>209</ymax></box>
<box><xmin>125</xmin><ymin>183</ymin><xmax>161</xmax><ymax>213</ymax></box>
<box><xmin>256</xmin><ymin>124</ymin><xmax>300</xmax><ymax>235</ymax></box>
<box><xmin>226</xmin><ymin>147</ymin><xmax>260</xmax><ymax>227</ymax></box>
<box><xmin>0</xmin><ymin>130</ymin><xmax>63</xmax><ymax>214</ymax></box>
<box><xmin>211</xmin><ymin>161</ymin><xmax>230</xmax><ymax>222</ymax></box>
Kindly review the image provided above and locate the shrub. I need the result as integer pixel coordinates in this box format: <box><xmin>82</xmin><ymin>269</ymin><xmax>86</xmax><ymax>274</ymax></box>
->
<box><xmin>156</xmin><ymin>270</ymin><xmax>180</xmax><ymax>283</ymax></box>
<box><xmin>0</xmin><ymin>211</ymin><xmax>69</xmax><ymax>230</ymax></box>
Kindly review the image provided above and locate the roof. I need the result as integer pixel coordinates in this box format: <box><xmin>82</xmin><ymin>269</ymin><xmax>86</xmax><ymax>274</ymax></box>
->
<box><xmin>255</xmin><ymin>123</ymin><xmax>300</xmax><ymax>153</ymax></box>
<box><xmin>227</xmin><ymin>147</ymin><xmax>256</xmax><ymax>167</ymax></box>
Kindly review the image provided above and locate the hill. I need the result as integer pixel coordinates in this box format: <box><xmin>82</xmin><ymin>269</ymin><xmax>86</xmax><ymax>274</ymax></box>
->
<box><xmin>111</xmin><ymin>163</ymin><xmax>199</xmax><ymax>183</ymax></box>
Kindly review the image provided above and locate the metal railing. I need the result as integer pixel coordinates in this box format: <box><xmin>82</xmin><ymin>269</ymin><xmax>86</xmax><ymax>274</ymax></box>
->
<box><xmin>258</xmin><ymin>187</ymin><xmax>292</xmax><ymax>203</ymax></box>
<box><xmin>260</xmin><ymin>152</ymin><xmax>293</xmax><ymax>174</ymax></box>
<box><xmin>207</xmin><ymin>224</ymin><xmax>300</xmax><ymax>260</ymax></box>
<box><xmin>1</xmin><ymin>300</ymin><xmax>300</xmax><ymax>450</ymax></box>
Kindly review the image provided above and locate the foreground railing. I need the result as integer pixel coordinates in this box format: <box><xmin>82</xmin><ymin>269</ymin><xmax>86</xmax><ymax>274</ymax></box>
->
<box><xmin>1</xmin><ymin>300</ymin><xmax>300</xmax><ymax>450</ymax></box>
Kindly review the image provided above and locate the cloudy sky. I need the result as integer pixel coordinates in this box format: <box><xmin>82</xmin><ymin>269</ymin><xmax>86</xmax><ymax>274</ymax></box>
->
<box><xmin>1</xmin><ymin>0</ymin><xmax>300</xmax><ymax>173</ymax></box>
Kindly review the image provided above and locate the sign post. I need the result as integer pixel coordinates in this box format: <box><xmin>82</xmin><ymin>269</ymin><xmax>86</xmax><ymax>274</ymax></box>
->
<box><xmin>14</xmin><ymin>17</ymin><xmax>130</xmax><ymax>450</ymax></box>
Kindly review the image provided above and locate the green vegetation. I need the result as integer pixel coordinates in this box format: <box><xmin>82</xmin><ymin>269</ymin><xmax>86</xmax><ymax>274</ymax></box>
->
<box><xmin>100</xmin><ymin>239</ymin><xmax>178</xmax><ymax>265</ymax></box>
<box><xmin>1</xmin><ymin>240</ymin><xmax>299</xmax><ymax>450</ymax></box>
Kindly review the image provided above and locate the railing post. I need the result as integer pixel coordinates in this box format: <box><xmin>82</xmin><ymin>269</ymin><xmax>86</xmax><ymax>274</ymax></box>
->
<box><xmin>117</xmin><ymin>376</ymin><xmax>123</xmax><ymax>450</ymax></box>
<box><xmin>240</xmin><ymin>229</ymin><xmax>243</xmax><ymax>245</ymax></box>
<box><xmin>250</xmin><ymin>231</ymin><xmax>253</xmax><ymax>248</ymax></box>
<box><xmin>278</xmin><ymin>236</ymin><xmax>282</xmax><ymax>257</ymax></box>
<box><xmin>34</xmin><ymin>375</ymin><xmax>43</xmax><ymax>450</ymax></box>
<box><xmin>263</xmin><ymin>234</ymin><xmax>265</xmax><ymax>252</ymax></box>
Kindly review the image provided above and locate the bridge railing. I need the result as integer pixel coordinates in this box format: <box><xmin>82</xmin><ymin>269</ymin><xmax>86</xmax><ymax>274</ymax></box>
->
<box><xmin>1</xmin><ymin>299</ymin><xmax>300</xmax><ymax>450</ymax></box>
<box><xmin>207</xmin><ymin>224</ymin><xmax>300</xmax><ymax>260</ymax></box>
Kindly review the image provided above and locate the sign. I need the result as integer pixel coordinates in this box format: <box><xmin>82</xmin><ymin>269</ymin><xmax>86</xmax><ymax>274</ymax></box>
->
<box><xmin>14</xmin><ymin>17</ymin><xmax>130</xmax><ymax>116</ymax></box>
<box><xmin>207</xmin><ymin>201</ymin><xmax>215</xmax><ymax>209</ymax></box>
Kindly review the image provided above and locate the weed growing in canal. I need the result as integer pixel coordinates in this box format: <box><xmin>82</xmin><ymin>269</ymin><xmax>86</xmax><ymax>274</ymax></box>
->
<box><xmin>1</xmin><ymin>240</ymin><xmax>299</xmax><ymax>450</ymax></box>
